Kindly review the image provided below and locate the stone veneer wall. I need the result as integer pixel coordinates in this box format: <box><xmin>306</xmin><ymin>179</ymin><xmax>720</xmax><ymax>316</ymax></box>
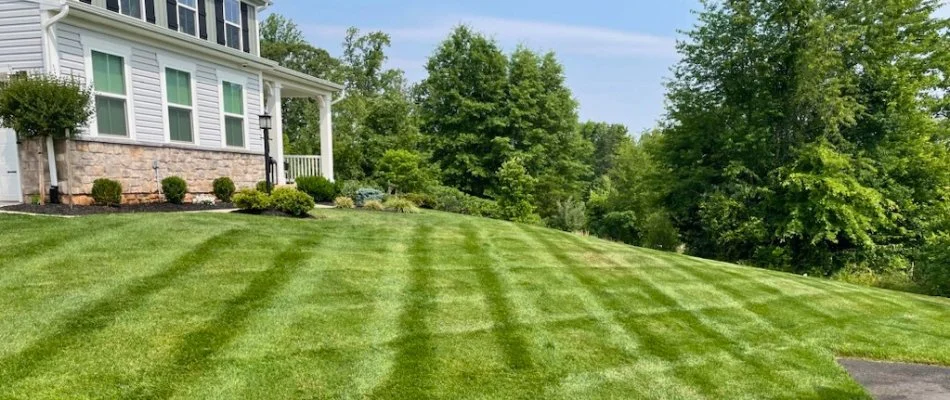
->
<box><xmin>19</xmin><ymin>138</ymin><xmax>265</xmax><ymax>205</ymax></box>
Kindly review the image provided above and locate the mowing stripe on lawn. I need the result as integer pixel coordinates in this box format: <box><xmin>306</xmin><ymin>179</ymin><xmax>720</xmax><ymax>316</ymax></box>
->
<box><xmin>516</xmin><ymin>225</ymin><xmax>706</xmax><ymax>399</ymax></box>
<box><xmin>0</xmin><ymin>228</ymin><xmax>244</xmax><ymax>384</ymax></box>
<box><xmin>0</xmin><ymin>217</ymin><xmax>131</xmax><ymax>266</ymax></box>
<box><xmin>370</xmin><ymin>223</ymin><xmax>437</xmax><ymax>400</ymax></box>
<box><xmin>460</xmin><ymin>222</ymin><xmax>534</xmax><ymax>371</ymax></box>
<box><xmin>133</xmin><ymin>233</ymin><xmax>322</xmax><ymax>399</ymax></box>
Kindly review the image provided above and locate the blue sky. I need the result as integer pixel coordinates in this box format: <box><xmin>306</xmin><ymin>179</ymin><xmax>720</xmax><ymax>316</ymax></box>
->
<box><xmin>263</xmin><ymin>0</ymin><xmax>700</xmax><ymax>132</ymax></box>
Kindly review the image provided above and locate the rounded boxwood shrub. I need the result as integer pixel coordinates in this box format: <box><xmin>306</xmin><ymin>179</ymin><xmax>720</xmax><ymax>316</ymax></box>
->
<box><xmin>270</xmin><ymin>187</ymin><xmax>315</xmax><ymax>217</ymax></box>
<box><xmin>354</xmin><ymin>188</ymin><xmax>385</xmax><ymax>207</ymax></box>
<box><xmin>334</xmin><ymin>196</ymin><xmax>355</xmax><ymax>209</ymax></box>
<box><xmin>91</xmin><ymin>178</ymin><xmax>122</xmax><ymax>206</ymax></box>
<box><xmin>295</xmin><ymin>176</ymin><xmax>338</xmax><ymax>202</ymax></box>
<box><xmin>233</xmin><ymin>189</ymin><xmax>271</xmax><ymax>212</ymax></box>
<box><xmin>161</xmin><ymin>176</ymin><xmax>188</xmax><ymax>204</ymax></box>
<box><xmin>212</xmin><ymin>177</ymin><xmax>236</xmax><ymax>202</ymax></box>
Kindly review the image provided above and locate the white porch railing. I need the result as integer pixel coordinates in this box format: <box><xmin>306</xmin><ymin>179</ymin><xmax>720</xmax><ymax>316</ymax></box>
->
<box><xmin>285</xmin><ymin>155</ymin><xmax>322</xmax><ymax>183</ymax></box>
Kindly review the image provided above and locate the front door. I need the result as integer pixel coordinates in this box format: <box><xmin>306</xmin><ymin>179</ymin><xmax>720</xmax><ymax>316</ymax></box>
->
<box><xmin>0</xmin><ymin>129</ymin><xmax>22</xmax><ymax>202</ymax></box>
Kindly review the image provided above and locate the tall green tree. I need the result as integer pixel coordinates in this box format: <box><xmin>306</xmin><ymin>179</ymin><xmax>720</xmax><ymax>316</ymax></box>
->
<box><xmin>417</xmin><ymin>26</ymin><xmax>510</xmax><ymax>196</ymax></box>
<box><xmin>661</xmin><ymin>0</ymin><xmax>950</xmax><ymax>275</ymax></box>
<box><xmin>579</xmin><ymin>122</ymin><xmax>630</xmax><ymax>178</ymax></box>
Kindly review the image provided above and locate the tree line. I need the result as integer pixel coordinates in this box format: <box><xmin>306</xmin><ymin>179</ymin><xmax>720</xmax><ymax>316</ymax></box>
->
<box><xmin>261</xmin><ymin>0</ymin><xmax>950</xmax><ymax>297</ymax></box>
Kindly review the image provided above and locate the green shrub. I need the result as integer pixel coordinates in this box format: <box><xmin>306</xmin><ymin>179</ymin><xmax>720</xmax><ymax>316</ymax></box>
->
<box><xmin>256</xmin><ymin>180</ymin><xmax>274</xmax><ymax>193</ymax></box>
<box><xmin>641</xmin><ymin>212</ymin><xmax>680</xmax><ymax>251</ymax></box>
<box><xmin>363</xmin><ymin>200</ymin><xmax>385</xmax><ymax>211</ymax></box>
<box><xmin>270</xmin><ymin>187</ymin><xmax>315</xmax><ymax>217</ymax></box>
<box><xmin>161</xmin><ymin>176</ymin><xmax>188</xmax><ymax>204</ymax></box>
<box><xmin>546</xmin><ymin>198</ymin><xmax>587</xmax><ymax>232</ymax></box>
<box><xmin>340</xmin><ymin>180</ymin><xmax>382</xmax><ymax>198</ymax></box>
<box><xmin>386</xmin><ymin>197</ymin><xmax>420</xmax><ymax>214</ymax></box>
<box><xmin>494</xmin><ymin>157</ymin><xmax>537</xmax><ymax>223</ymax></box>
<box><xmin>401</xmin><ymin>192</ymin><xmax>435</xmax><ymax>208</ymax></box>
<box><xmin>233</xmin><ymin>189</ymin><xmax>271</xmax><ymax>212</ymax></box>
<box><xmin>212</xmin><ymin>177</ymin><xmax>236</xmax><ymax>203</ymax></box>
<box><xmin>91</xmin><ymin>178</ymin><xmax>122</xmax><ymax>206</ymax></box>
<box><xmin>334</xmin><ymin>196</ymin><xmax>355</xmax><ymax>209</ymax></box>
<box><xmin>590</xmin><ymin>211</ymin><xmax>641</xmax><ymax>245</ymax></box>
<box><xmin>354</xmin><ymin>188</ymin><xmax>385</xmax><ymax>207</ymax></box>
<box><xmin>374</xmin><ymin>149</ymin><xmax>436</xmax><ymax>194</ymax></box>
<box><xmin>428</xmin><ymin>186</ymin><xmax>500</xmax><ymax>218</ymax></box>
<box><xmin>916</xmin><ymin>236</ymin><xmax>950</xmax><ymax>297</ymax></box>
<box><xmin>295</xmin><ymin>176</ymin><xmax>338</xmax><ymax>202</ymax></box>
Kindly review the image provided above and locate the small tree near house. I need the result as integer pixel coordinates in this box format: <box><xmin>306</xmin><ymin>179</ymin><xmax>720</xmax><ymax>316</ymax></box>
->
<box><xmin>0</xmin><ymin>73</ymin><xmax>93</xmax><ymax>204</ymax></box>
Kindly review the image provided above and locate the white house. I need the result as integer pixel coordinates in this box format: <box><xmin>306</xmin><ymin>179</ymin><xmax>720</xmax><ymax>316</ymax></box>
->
<box><xmin>0</xmin><ymin>0</ymin><xmax>340</xmax><ymax>204</ymax></box>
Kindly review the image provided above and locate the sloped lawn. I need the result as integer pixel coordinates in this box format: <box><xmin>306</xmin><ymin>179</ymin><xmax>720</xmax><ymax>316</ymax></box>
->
<box><xmin>0</xmin><ymin>210</ymin><xmax>947</xmax><ymax>399</ymax></box>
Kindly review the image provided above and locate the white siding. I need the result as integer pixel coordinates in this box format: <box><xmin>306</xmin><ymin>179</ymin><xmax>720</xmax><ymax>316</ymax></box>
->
<box><xmin>0</xmin><ymin>0</ymin><xmax>43</xmax><ymax>72</ymax></box>
<box><xmin>56</xmin><ymin>23</ymin><xmax>264</xmax><ymax>153</ymax></box>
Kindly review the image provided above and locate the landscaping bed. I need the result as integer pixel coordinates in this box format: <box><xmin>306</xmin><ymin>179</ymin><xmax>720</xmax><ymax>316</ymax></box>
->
<box><xmin>0</xmin><ymin>202</ymin><xmax>235</xmax><ymax>216</ymax></box>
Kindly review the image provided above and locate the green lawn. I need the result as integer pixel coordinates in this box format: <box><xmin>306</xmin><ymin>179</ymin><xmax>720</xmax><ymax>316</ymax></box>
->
<box><xmin>0</xmin><ymin>210</ymin><xmax>948</xmax><ymax>399</ymax></box>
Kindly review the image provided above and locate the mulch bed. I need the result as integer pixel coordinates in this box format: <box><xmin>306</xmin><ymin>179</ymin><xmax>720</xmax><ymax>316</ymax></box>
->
<box><xmin>1</xmin><ymin>202</ymin><xmax>236</xmax><ymax>216</ymax></box>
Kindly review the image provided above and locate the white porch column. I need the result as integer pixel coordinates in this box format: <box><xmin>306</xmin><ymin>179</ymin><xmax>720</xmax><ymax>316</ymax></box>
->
<box><xmin>272</xmin><ymin>83</ymin><xmax>286</xmax><ymax>185</ymax></box>
<box><xmin>318</xmin><ymin>94</ymin><xmax>334</xmax><ymax>181</ymax></box>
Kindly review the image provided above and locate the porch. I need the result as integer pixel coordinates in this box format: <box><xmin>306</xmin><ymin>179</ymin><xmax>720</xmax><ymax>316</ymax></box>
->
<box><xmin>262</xmin><ymin>67</ymin><xmax>342</xmax><ymax>185</ymax></box>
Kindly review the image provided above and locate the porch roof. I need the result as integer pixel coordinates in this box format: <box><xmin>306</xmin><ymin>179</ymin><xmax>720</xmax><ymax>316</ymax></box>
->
<box><xmin>263</xmin><ymin>67</ymin><xmax>342</xmax><ymax>98</ymax></box>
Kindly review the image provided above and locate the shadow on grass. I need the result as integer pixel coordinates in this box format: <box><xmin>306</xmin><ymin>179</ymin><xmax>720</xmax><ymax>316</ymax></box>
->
<box><xmin>0</xmin><ymin>228</ymin><xmax>244</xmax><ymax>385</ymax></box>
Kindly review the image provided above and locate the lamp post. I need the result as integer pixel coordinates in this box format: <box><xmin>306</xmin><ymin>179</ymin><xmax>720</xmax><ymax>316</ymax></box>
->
<box><xmin>259</xmin><ymin>113</ymin><xmax>273</xmax><ymax>194</ymax></box>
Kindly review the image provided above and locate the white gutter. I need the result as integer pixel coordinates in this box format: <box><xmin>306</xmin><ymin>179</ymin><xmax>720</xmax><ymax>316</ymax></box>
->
<box><xmin>40</xmin><ymin>0</ymin><xmax>70</xmax><ymax>189</ymax></box>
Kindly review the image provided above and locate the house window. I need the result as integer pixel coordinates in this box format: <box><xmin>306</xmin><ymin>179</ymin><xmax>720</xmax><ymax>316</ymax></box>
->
<box><xmin>222</xmin><ymin>81</ymin><xmax>244</xmax><ymax>147</ymax></box>
<box><xmin>177</xmin><ymin>0</ymin><xmax>198</xmax><ymax>36</ymax></box>
<box><xmin>119</xmin><ymin>0</ymin><xmax>144</xmax><ymax>19</ymax></box>
<box><xmin>224</xmin><ymin>0</ymin><xmax>241</xmax><ymax>50</ymax></box>
<box><xmin>166</xmin><ymin>68</ymin><xmax>194</xmax><ymax>142</ymax></box>
<box><xmin>92</xmin><ymin>51</ymin><xmax>129</xmax><ymax>137</ymax></box>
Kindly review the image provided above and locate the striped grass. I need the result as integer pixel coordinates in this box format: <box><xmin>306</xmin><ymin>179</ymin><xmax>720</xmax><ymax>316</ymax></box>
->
<box><xmin>0</xmin><ymin>210</ymin><xmax>947</xmax><ymax>399</ymax></box>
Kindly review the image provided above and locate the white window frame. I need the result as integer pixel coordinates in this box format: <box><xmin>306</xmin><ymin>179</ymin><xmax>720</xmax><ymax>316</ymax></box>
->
<box><xmin>83</xmin><ymin>35</ymin><xmax>136</xmax><ymax>140</ymax></box>
<box><xmin>219</xmin><ymin>70</ymin><xmax>248</xmax><ymax>150</ymax></box>
<box><xmin>176</xmin><ymin>0</ymin><xmax>199</xmax><ymax>37</ymax></box>
<box><xmin>119</xmin><ymin>0</ymin><xmax>147</xmax><ymax>20</ymax></box>
<box><xmin>224</xmin><ymin>0</ymin><xmax>242</xmax><ymax>50</ymax></box>
<box><xmin>159</xmin><ymin>55</ymin><xmax>200</xmax><ymax>145</ymax></box>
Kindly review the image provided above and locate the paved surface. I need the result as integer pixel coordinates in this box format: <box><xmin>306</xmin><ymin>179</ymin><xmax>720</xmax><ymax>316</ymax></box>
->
<box><xmin>839</xmin><ymin>358</ymin><xmax>950</xmax><ymax>400</ymax></box>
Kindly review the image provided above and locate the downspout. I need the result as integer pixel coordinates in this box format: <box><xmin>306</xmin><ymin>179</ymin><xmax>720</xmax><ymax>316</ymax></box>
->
<box><xmin>40</xmin><ymin>1</ymin><xmax>70</xmax><ymax>195</ymax></box>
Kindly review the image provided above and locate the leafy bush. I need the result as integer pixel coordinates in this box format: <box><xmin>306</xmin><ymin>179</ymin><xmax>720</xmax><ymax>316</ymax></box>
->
<box><xmin>363</xmin><ymin>200</ymin><xmax>385</xmax><ymax>211</ymax></box>
<box><xmin>915</xmin><ymin>236</ymin><xmax>950</xmax><ymax>297</ymax></box>
<box><xmin>354</xmin><ymin>188</ymin><xmax>385</xmax><ymax>207</ymax></box>
<box><xmin>233</xmin><ymin>189</ymin><xmax>271</xmax><ymax>212</ymax></box>
<box><xmin>270</xmin><ymin>187</ymin><xmax>315</xmax><ymax>217</ymax></box>
<box><xmin>589</xmin><ymin>211</ymin><xmax>641</xmax><ymax>245</ymax></box>
<box><xmin>386</xmin><ymin>197</ymin><xmax>420</xmax><ymax>213</ymax></box>
<box><xmin>374</xmin><ymin>149</ymin><xmax>436</xmax><ymax>194</ymax></box>
<box><xmin>334</xmin><ymin>196</ymin><xmax>355</xmax><ymax>209</ymax></box>
<box><xmin>0</xmin><ymin>74</ymin><xmax>92</xmax><ymax>140</ymax></box>
<box><xmin>494</xmin><ymin>157</ymin><xmax>538</xmax><ymax>223</ymax></box>
<box><xmin>641</xmin><ymin>212</ymin><xmax>680</xmax><ymax>251</ymax></box>
<box><xmin>212</xmin><ymin>177</ymin><xmax>236</xmax><ymax>202</ymax></box>
<box><xmin>295</xmin><ymin>176</ymin><xmax>338</xmax><ymax>202</ymax></box>
<box><xmin>161</xmin><ymin>176</ymin><xmax>188</xmax><ymax>204</ymax></box>
<box><xmin>340</xmin><ymin>180</ymin><xmax>382</xmax><ymax>198</ymax></box>
<box><xmin>256</xmin><ymin>180</ymin><xmax>274</xmax><ymax>193</ymax></box>
<box><xmin>428</xmin><ymin>186</ymin><xmax>500</xmax><ymax>218</ymax></box>
<box><xmin>546</xmin><ymin>198</ymin><xmax>587</xmax><ymax>232</ymax></box>
<box><xmin>400</xmin><ymin>192</ymin><xmax>434</xmax><ymax>208</ymax></box>
<box><xmin>91</xmin><ymin>178</ymin><xmax>122</xmax><ymax>206</ymax></box>
<box><xmin>193</xmin><ymin>194</ymin><xmax>217</xmax><ymax>205</ymax></box>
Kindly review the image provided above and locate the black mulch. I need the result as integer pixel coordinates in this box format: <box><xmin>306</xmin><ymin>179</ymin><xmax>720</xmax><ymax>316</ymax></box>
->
<box><xmin>1</xmin><ymin>202</ymin><xmax>236</xmax><ymax>216</ymax></box>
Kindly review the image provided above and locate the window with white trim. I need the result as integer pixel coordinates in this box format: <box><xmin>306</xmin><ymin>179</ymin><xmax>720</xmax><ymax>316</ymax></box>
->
<box><xmin>91</xmin><ymin>51</ymin><xmax>129</xmax><ymax>137</ymax></box>
<box><xmin>222</xmin><ymin>81</ymin><xmax>244</xmax><ymax>147</ymax></box>
<box><xmin>165</xmin><ymin>68</ymin><xmax>195</xmax><ymax>143</ymax></box>
<box><xmin>177</xmin><ymin>0</ymin><xmax>198</xmax><ymax>36</ymax></box>
<box><xmin>119</xmin><ymin>0</ymin><xmax>144</xmax><ymax>19</ymax></box>
<box><xmin>224</xmin><ymin>0</ymin><xmax>242</xmax><ymax>50</ymax></box>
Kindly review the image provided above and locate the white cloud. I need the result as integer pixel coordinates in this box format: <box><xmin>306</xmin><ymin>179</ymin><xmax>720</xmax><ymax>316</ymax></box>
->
<box><xmin>301</xmin><ymin>15</ymin><xmax>677</xmax><ymax>59</ymax></box>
